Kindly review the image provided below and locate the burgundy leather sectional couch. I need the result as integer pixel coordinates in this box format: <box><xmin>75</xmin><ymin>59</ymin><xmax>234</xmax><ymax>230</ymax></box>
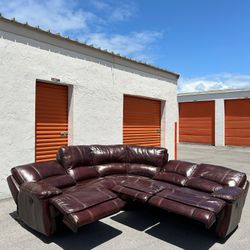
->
<box><xmin>7</xmin><ymin>145</ymin><xmax>249</xmax><ymax>238</ymax></box>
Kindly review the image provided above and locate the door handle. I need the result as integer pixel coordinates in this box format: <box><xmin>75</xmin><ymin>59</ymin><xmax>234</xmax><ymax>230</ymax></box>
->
<box><xmin>60</xmin><ymin>131</ymin><xmax>68</xmax><ymax>137</ymax></box>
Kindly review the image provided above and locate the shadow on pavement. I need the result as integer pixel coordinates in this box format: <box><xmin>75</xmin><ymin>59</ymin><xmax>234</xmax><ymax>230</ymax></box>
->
<box><xmin>10</xmin><ymin>211</ymin><xmax>122</xmax><ymax>250</ymax></box>
<box><xmin>112</xmin><ymin>207</ymin><xmax>230</xmax><ymax>250</ymax></box>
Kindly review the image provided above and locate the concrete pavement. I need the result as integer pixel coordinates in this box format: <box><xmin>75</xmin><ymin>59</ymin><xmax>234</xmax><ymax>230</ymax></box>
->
<box><xmin>0</xmin><ymin>143</ymin><xmax>249</xmax><ymax>250</ymax></box>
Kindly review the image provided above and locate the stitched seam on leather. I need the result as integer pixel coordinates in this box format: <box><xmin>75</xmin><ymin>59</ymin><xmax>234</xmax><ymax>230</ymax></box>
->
<box><xmin>190</xmin><ymin>207</ymin><xmax>196</xmax><ymax>218</ymax></box>
<box><xmin>220</xmin><ymin>170</ymin><xmax>231</xmax><ymax>184</ymax></box>
<box><xmin>65</xmin><ymin>194</ymin><xmax>87</xmax><ymax>210</ymax></box>
<box><xmin>76</xmin><ymin>146</ymin><xmax>84</xmax><ymax>167</ymax></box>
<box><xmin>30</xmin><ymin>164</ymin><xmax>42</xmax><ymax>180</ymax></box>
<box><xmin>175</xmin><ymin>161</ymin><xmax>181</xmax><ymax>174</ymax></box>
<box><xmin>86</xmin><ymin>208</ymin><xmax>95</xmax><ymax>222</ymax></box>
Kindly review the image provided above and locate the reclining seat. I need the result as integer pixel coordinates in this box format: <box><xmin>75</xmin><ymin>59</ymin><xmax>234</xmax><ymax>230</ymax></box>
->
<box><xmin>150</xmin><ymin>161</ymin><xmax>248</xmax><ymax>237</ymax></box>
<box><xmin>8</xmin><ymin>160</ymin><xmax>77</xmax><ymax>236</ymax></box>
<box><xmin>49</xmin><ymin>145</ymin><xmax>127</xmax><ymax>232</ymax></box>
<box><xmin>111</xmin><ymin>145</ymin><xmax>169</xmax><ymax>202</ymax></box>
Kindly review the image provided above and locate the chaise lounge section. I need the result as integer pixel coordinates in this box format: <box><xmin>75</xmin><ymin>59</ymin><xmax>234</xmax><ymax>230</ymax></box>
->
<box><xmin>7</xmin><ymin>145</ymin><xmax>249</xmax><ymax>238</ymax></box>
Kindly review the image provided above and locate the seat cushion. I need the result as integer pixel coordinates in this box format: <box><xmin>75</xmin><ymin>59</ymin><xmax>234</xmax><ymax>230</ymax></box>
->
<box><xmin>149</xmin><ymin>196</ymin><xmax>216</xmax><ymax>228</ymax></box>
<box><xmin>64</xmin><ymin>198</ymin><xmax>125</xmax><ymax>231</ymax></box>
<box><xmin>50</xmin><ymin>187</ymin><xmax>117</xmax><ymax>214</ymax></box>
<box><xmin>112</xmin><ymin>178</ymin><xmax>168</xmax><ymax>202</ymax></box>
<box><xmin>155</xmin><ymin>188</ymin><xmax>226</xmax><ymax>214</ymax></box>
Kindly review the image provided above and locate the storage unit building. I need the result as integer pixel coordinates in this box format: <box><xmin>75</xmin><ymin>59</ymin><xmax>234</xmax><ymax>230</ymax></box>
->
<box><xmin>178</xmin><ymin>89</ymin><xmax>250</xmax><ymax>146</ymax></box>
<box><xmin>0</xmin><ymin>17</ymin><xmax>179</xmax><ymax>199</ymax></box>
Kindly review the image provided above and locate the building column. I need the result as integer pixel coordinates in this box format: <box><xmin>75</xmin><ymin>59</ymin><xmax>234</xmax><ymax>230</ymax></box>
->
<box><xmin>215</xmin><ymin>99</ymin><xmax>225</xmax><ymax>146</ymax></box>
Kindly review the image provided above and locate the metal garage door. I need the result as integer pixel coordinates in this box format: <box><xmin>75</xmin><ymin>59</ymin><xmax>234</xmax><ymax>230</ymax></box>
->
<box><xmin>35</xmin><ymin>82</ymin><xmax>68</xmax><ymax>162</ymax></box>
<box><xmin>179</xmin><ymin>101</ymin><xmax>215</xmax><ymax>144</ymax></box>
<box><xmin>225</xmin><ymin>99</ymin><xmax>250</xmax><ymax>146</ymax></box>
<box><xmin>123</xmin><ymin>95</ymin><xmax>161</xmax><ymax>146</ymax></box>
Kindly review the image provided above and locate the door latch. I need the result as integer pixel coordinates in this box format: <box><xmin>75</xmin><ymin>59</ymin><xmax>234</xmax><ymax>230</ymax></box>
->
<box><xmin>60</xmin><ymin>131</ymin><xmax>68</xmax><ymax>137</ymax></box>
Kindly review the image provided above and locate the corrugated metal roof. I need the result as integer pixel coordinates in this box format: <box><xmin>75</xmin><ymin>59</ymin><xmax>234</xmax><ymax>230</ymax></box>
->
<box><xmin>178</xmin><ymin>88</ymin><xmax>250</xmax><ymax>96</ymax></box>
<box><xmin>0</xmin><ymin>15</ymin><xmax>180</xmax><ymax>79</ymax></box>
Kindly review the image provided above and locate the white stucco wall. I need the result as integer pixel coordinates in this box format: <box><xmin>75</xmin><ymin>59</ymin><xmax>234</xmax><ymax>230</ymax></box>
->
<box><xmin>0</xmin><ymin>23</ymin><xmax>178</xmax><ymax>199</ymax></box>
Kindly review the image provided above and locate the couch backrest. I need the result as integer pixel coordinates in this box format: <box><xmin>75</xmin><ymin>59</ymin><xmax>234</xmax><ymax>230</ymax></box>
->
<box><xmin>11</xmin><ymin>160</ymin><xmax>75</xmax><ymax>188</ymax></box>
<box><xmin>126</xmin><ymin>145</ymin><xmax>168</xmax><ymax>168</ymax></box>
<box><xmin>90</xmin><ymin>145</ymin><xmax>128</xmax><ymax>165</ymax></box>
<box><xmin>192</xmin><ymin>163</ymin><xmax>247</xmax><ymax>188</ymax></box>
<box><xmin>153</xmin><ymin>161</ymin><xmax>247</xmax><ymax>193</ymax></box>
<box><xmin>56</xmin><ymin>144</ymin><xmax>168</xmax><ymax>181</ymax></box>
<box><xmin>153</xmin><ymin>160</ymin><xmax>198</xmax><ymax>186</ymax></box>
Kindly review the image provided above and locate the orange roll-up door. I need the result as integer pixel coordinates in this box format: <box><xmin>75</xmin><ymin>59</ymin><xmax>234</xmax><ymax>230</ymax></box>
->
<box><xmin>225</xmin><ymin>99</ymin><xmax>250</xmax><ymax>146</ymax></box>
<box><xmin>35</xmin><ymin>82</ymin><xmax>68</xmax><ymax>162</ymax></box>
<box><xmin>179</xmin><ymin>101</ymin><xmax>215</xmax><ymax>145</ymax></box>
<box><xmin>123</xmin><ymin>95</ymin><xmax>161</xmax><ymax>147</ymax></box>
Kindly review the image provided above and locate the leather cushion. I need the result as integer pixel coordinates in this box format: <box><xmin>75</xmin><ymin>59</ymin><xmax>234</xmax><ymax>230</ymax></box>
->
<box><xmin>112</xmin><ymin>185</ymin><xmax>152</xmax><ymax>202</ymax></box>
<box><xmin>120</xmin><ymin>178</ymin><xmax>168</xmax><ymax>195</ymax></box>
<box><xmin>11</xmin><ymin>161</ymin><xmax>66</xmax><ymax>184</ymax></box>
<box><xmin>194</xmin><ymin>163</ymin><xmax>247</xmax><ymax>187</ymax></box>
<box><xmin>149</xmin><ymin>196</ymin><xmax>216</xmax><ymax>228</ymax></box>
<box><xmin>90</xmin><ymin>145</ymin><xmax>128</xmax><ymax>165</ymax></box>
<box><xmin>156</xmin><ymin>188</ymin><xmax>225</xmax><ymax>214</ymax></box>
<box><xmin>68</xmin><ymin>166</ymin><xmax>99</xmax><ymax>181</ymax></box>
<box><xmin>127</xmin><ymin>145</ymin><xmax>168</xmax><ymax>168</ymax></box>
<box><xmin>40</xmin><ymin>175</ymin><xmax>76</xmax><ymax>189</ymax></box>
<box><xmin>153</xmin><ymin>172</ymin><xmax>188</xmax><ymax>186</ymax></box>
<box><xmin>65</xmin><ymin>198</ymin><xmax>125</xmax><ymax>228</ymax></box>
<box><xmin>95</xmin><ymin>163</ymin><xmax>127</xmax><ymax>177</ymax></box>
<box><xmin>127</xmin><ymin>164</ymin><xmax>159</xmax><ymax>177</ymax></box>
<box><xmin>212</xmin><ymin>186</ymin><xmax>244</xmax><ymax>201</ymax></box>
<box><xmin>57</xmin><ymin>146</ymin><xmax>92</xmax><ymax>169</ymax></box>
<box><xmin>162</xmin><ymin>160</ymin><xmax>198</xmax><ymax>177</ymax></box>
<box><xmin>50</xmin><ymin>187</ymin><xmax>117</xmax><ymax>214</ymax></box>
<box><xmin>186</xmin><ymin>177</ymin><xmax>223</xmax><ymax>193</ymax></box>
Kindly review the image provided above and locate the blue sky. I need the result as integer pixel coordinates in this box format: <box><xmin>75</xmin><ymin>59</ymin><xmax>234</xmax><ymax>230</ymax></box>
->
<box><xmin>0</xmin><ymin>0</ymin><xmax>249</xmax><ymax>92</ymax></box>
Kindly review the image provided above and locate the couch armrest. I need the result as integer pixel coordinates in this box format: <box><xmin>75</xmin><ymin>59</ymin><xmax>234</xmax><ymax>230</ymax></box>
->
<box><xmin>212</xmin><ymin>186</ymin><xmax>243</xmax><ymax>202</ymax></box>
<box><xmin>20</xmin><ymin>181</ymin><xmax>62</xmax><ymax>199</ymax></box>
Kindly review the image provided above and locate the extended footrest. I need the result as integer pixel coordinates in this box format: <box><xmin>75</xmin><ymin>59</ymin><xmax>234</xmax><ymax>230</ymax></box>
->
<box><xmin>50</xmin><ymin>187</ymin><xmax>125</xmax><ymax>231</ymax></box>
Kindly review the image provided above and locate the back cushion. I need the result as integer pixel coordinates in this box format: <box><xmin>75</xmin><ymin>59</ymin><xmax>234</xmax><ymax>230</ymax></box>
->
<box><xmin>193</xmin><ymin>163</ymin><xmax>247</xmax><ymax>188</ymax></box>
<box><xmin>11</xmin><ymin>161</ymin><xmax>67</xmax><ymax>185</ymax></box>
<box><xmin>57</xmin><ymin>145</ymin><xmax>92</xmax><ymax>169</ymax></box>
<box><xmin>90</xmin><ymin>145</ymin><xmax>128</xmax><ymax>165</ymax></box>
<box><xmin>153</xmin><ymin>160</ymin><xmax>197</xmax><ymax>186</ymax></box>
<box><xmin>95</xmin><ymin>163</ymin><xmax>127</xmax><ymax>177</ymax></box>
<box><xmin>127</xmin><ymin>145</ymin><xmax>168</xmax><ymax>168</ymax></box>
<box><xmin>127</xmin><ymin>164</ymin><xmax>159</xmax><ymax>178</ymax></box>
<box><xmin>68</xmin><ymin>167</ymin><xmax>99</xmax><ymax>182</ymax></box>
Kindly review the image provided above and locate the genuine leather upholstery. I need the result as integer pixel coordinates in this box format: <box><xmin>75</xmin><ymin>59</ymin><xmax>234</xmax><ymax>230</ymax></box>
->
<box><xmin>11</xmin><ymin>161</ymin><xmax>68</xmax><ymax>185</ymax></box>
<box><xmin>7</xmin><ymin>144</ymin><xmax>248</xmax><ymax>238</ymax></box>
<box><xmin>154</xmin><ymin>160</ymin><xmax>197</xmax><ymax>186</ymax></box>
<box><xmin>192</xmin><ymin>163</ymin><xmax>247</xmax><ymax>188</ymax></box>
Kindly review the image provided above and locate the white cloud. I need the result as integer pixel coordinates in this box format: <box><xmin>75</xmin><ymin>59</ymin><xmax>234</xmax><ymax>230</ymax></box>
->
<box><xmin>178</xmin><ymin>73</ymin><xmax>250</xmax><ymax>93</ymax></box>
<box><xmin>0</xmin><ymin>0</ymin><xmax>96</xmax><ymax>33</ymax></box>
<box><xmin>83</xmin><ymin>31</ymin><xmax>162</xmax><ymax>58</ymax></box>
<box><xmin>0</xmin><ymin>0</ymin><xmax>161</xmax><ymax>62</ymax></box>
